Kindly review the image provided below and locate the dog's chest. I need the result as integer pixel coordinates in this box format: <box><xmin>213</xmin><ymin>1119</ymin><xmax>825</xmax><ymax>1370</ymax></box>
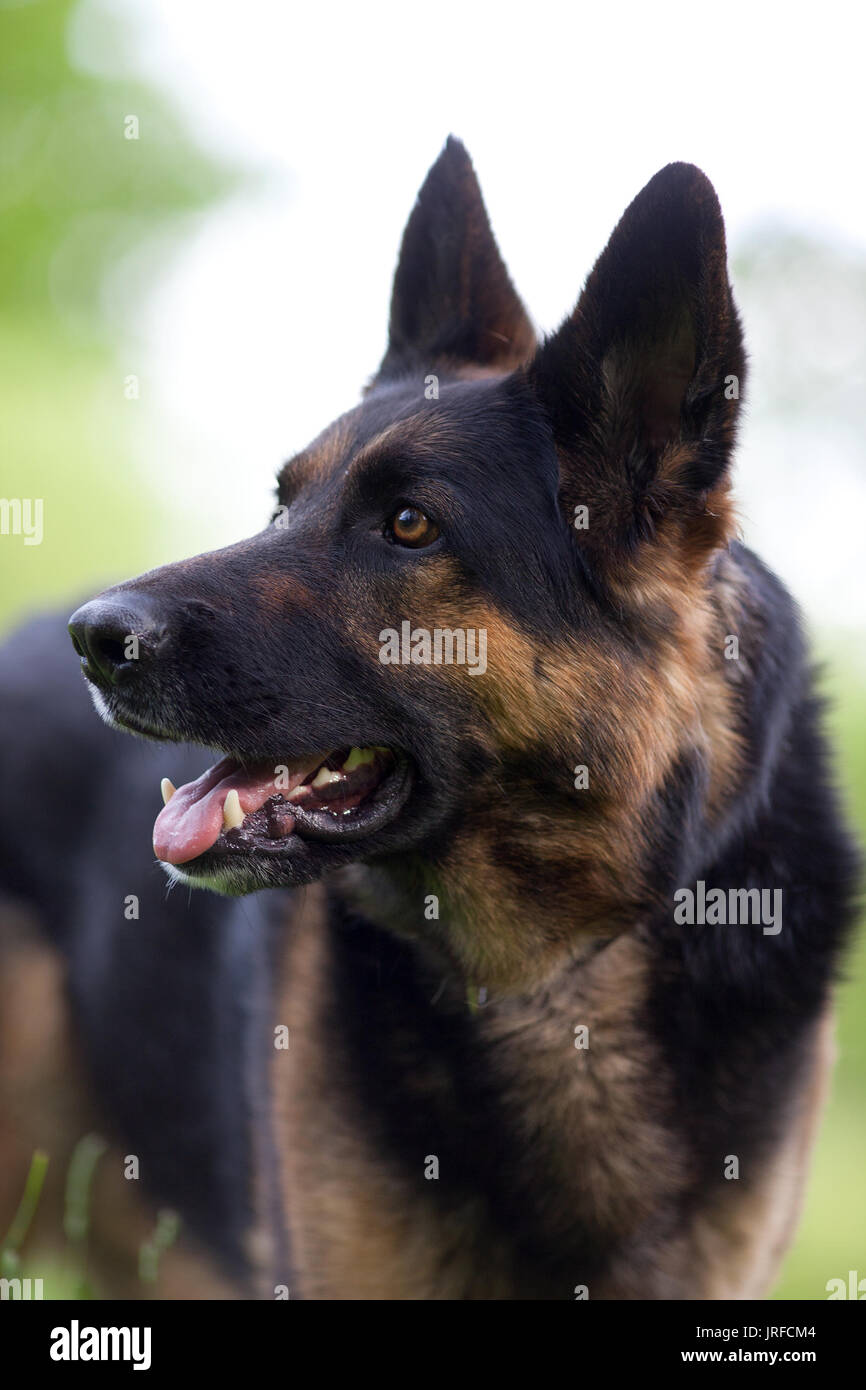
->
<box><xmin>266</xmin><ymin>893</ymin><xmax>822</xmax><ymax>1299</ymax></box>
<box><xmin>269</xmin><ymin>898</ymin><xmax>677</xmax><ymax>1296</ymax></box>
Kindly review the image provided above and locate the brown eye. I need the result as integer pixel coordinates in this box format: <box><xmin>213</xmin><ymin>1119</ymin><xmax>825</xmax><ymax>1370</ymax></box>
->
<box><xmin>386</xmin><ymin>505</ymin><xmax>439</xmax><ymax>548</ymax></box>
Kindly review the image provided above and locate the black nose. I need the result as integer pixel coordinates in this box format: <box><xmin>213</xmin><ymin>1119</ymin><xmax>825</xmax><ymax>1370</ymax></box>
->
<box><xmin>68</xmin><ymin>594</ymin><xmax>167</xmax><ymax>688</ymax></box>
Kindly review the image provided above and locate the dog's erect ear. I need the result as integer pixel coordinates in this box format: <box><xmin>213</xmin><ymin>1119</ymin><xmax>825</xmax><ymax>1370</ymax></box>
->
<box><xmin>376</xmin><ymin>136</ymin><xmax>536</xmax><ymax>381</ymax></box>
<box><xmin>528</xmin><ymin>163</ymin><xmax>745</xmax><ymax>570</ymax></box>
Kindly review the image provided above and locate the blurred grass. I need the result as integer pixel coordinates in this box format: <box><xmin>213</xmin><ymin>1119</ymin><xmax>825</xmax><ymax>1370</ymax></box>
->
<box><xmin>0</xmin><ymin>0</ymin><xmax>234</xmax><ymax>625</ymax></box>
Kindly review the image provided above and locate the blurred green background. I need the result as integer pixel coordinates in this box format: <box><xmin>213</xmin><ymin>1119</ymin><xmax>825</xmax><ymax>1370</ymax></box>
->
<box><xmin>1</xmin><ymin>0</ymin><xmax>863</xmax><ymax>1301</ymax></box>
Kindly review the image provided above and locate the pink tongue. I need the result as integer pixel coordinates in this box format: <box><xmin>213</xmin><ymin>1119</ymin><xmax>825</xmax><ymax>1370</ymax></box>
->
<box><xmin>153</xmin><ymin>754</ymin><xmax>321</xmax><ymax>865</ymax></box>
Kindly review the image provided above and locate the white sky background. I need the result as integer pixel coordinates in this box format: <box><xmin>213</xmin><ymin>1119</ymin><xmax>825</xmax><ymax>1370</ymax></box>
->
<box><xmin>71</xmin><ymin>0</ymin><xmax>866</xmax><ymax>633</ymax></box>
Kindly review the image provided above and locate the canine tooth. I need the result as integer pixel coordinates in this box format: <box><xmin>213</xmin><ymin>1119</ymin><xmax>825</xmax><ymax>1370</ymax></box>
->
<box><xmin>343</xmin><ymin>747</ymin><xmax>376</xmax><ymax>772</ymax></box>
<box><xmin>222</xmin><ymin>788</ymin><xmax>244</xmax><ymax>830</ymax></box>
<box><xmin>160</xmin><ymin>778</ymin><xmax>176</xmax><ymax>805</ymax></box>
<box><xmin>311</xmin><ymin>766</ymin><xmax>344</xmax><ymax>789</ymax></box>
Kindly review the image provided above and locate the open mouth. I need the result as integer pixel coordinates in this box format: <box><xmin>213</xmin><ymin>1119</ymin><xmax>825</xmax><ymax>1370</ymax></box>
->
<box><xmin>153</xmin><ymin>746</ymin><xmax>411</xmax><ymax>868</ymax></box>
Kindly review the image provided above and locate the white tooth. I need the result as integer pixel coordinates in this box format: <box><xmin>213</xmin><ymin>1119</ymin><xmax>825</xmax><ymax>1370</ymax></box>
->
<box><xmin>160</xmin><ymin>778</ymin><xmax>176</xmax><ymax>805</ymax></box>
<box><xmin>222</xmin><ymin>788</ymin><xmax>244</xmax><ymax>830</ymax></box>
<box><xmin>311</xmin><ymin>766</ymin><xmax>344</xmax><ymax>789</ymax></box>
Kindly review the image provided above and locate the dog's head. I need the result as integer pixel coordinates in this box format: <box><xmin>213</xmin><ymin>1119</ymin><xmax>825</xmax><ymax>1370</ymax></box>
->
<box><xmin>70</xmin><ymin>139</ymin><xmax>747</xmax><ymax>980</ymax></box>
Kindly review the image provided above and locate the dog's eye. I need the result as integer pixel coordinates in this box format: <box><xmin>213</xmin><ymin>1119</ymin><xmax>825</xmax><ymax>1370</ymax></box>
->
<box><xmin>385</xmin><ymin>505</ymin><xmax>439</xmax><ymax>549</ymax></box>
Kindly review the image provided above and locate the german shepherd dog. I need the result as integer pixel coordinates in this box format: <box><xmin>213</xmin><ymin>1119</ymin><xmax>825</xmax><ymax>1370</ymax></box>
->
<box><xmin>0</xmin><ymin>140</ymin><xmax>857</xmax><ymax>1300</ymax></box>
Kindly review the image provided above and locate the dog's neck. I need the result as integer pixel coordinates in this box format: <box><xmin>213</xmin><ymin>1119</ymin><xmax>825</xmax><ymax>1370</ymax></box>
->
<box><xmin>337</xmin><ymin>826</ymin><xmax>636</xmax><ymax>997</ymax></box>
